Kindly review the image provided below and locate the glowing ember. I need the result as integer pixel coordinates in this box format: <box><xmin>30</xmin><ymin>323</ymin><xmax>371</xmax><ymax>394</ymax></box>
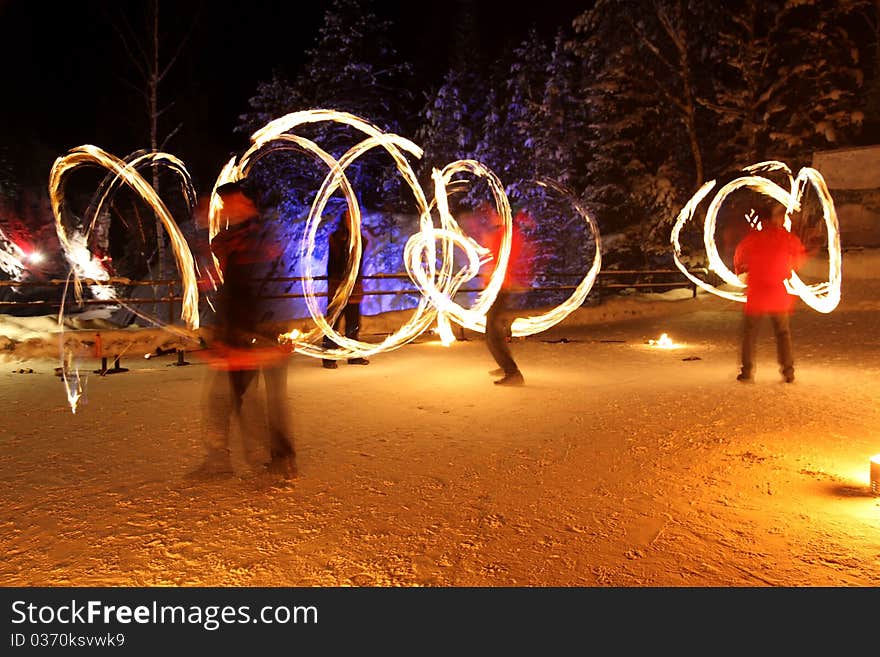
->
<box><xmin>670</xmin><ymin>161</ymin><xmax>842</xmax><ymax>313</ymax></box>
<box><xmin>434</xmin><ymin>315</ymin><xmax>457</xmax><ymax>347</ymax></box>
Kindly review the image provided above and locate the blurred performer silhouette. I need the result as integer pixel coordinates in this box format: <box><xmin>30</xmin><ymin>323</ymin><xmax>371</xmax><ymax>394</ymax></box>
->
<box><xmin>484</xmin><ymin>208</ymin><xmax>533</xmax><ymax>386</ymax></box>
<box><xmin>322</xmin><ymin>209</ymin><xmax>370</xmax><ymax>369</ymax></box>
<box><xmin>192</xmin><ymin>179</ymin><xmax>297</xmax><ymax>479</ymax></box>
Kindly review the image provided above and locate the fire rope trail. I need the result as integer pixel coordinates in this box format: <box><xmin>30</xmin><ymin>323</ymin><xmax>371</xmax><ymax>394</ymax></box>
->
<box><xmin>49</xmin><ymin>146</ymin><xmax>200</xmax><ymax>412</ymax></box>
<box><xmin>670</xmin><ymin>161</ymin><xmax>842</xmax><ymax>314</ymax></box>
<box><xmin>212</xmin><ymin>109</ymin><xmax>602</xmax><ymax>359</ymax></box>
<box><xmin>48</xmin><ymin>110</ymin><xmax>602</xmax><ymax>411</ymax></box>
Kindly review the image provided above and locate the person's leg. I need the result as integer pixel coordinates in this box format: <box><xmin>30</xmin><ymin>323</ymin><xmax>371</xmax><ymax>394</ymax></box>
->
<box><xmin>322</xmin><ymin>309</ymin><xmax>344</xmax><ymax>369</ymax></box>
<box><xmin>229</xmin><ymin>369</ymin><xmax>257</xmax><ymax>414</ymax></box>
<box><xmin>487</xmin><ymin>291</ymin><xmax>522</xmax><ymax>384</ymax></box>
<box><xmin>344</xmin><ymin>301</ymin><xmax>361</xmax><ymax>339</ymax></box>
<box><xmin>261</xmin><ymin>363</ymin><xmax>296</xmax><ymax>477</ymax></box>
<box><xmin>771</xmin><ymin>313</ymin><xmax>794</xmax><ymax>382</ymax></box>
<box><xmin>261</xmin><ymin>363</ymin><xmax>297</xmax><ymax>470</ymax></box>
<box><xmin>193</xmin><ymin>370</ymin><xmax>248</xmax><ymax>477</ymax></box>
<box><xmin>739</xmin><ymin>313</ymin><xmax>759</xmax><ymax>380</ymax></box>
<box><xmin>346</xmin><ymin>302</ymin><xmax>369</xmax><ymax>364</ymax></box>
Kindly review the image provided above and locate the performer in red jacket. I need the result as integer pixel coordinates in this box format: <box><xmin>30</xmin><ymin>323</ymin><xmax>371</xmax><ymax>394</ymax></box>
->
<box><xmin>483</xmin><ymin>208</ymin><xmax>534</xmax><ymax>386</ymax></box>
<box><xmin>733</xmin><ymin>202</ymin><xmax>807</xmax><ymax>383</ymax></box>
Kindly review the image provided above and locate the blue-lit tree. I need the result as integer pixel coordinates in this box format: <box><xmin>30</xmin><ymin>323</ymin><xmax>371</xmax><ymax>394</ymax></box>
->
<box><xmin>238</xmin><ymin>0</ymin><xmax>414</xmax><ymax>214</ymax></box>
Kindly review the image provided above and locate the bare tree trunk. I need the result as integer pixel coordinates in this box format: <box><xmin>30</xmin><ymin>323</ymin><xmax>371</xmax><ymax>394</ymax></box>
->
<box><xmin>669</xmin><ymin>2</ymin><xmax>704</xmax><ymax>188</ymax></box>
<box><xmin>630</xmin><ymin>0</ymin><xmax>706</xmax><ymax>188</ymax></box>
<box><xmin>112</xmin><ymin>0</ymin><xmax>196</xmax><ymax>313</ymax></box>
<box><xmin>684</xmin><ymin>108</ymin><xmax>704</xmax><ymax>187</ymax></box>
<box><xmin>151</xmin><ymin>0</ymin><xmax>164</xmax><ymax>284</ymax></box>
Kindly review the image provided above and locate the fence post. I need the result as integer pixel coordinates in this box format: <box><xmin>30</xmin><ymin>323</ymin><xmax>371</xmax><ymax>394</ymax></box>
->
<box><xmin>173</xmin><ymin>349</ymin><xmax>190</xmax><ymax>366</ymax></box>
<box><xmin>109</xmin><ymin>355</ymin><xmax>129</xmax><ymax>374</ymax></box>
<box><xmin>168</xmin><ymin>280</ymin><xmax>175</xmax><ymax>325</ymax></box>
<box><xmin>94</xmin><ymin>357</ymin><xmax>109</xmax><ymax>375</ymax></box>
<box><xmin>93</xmin><ymin>354</ymin><xmax>127</xmax><ymax>375</ymax></box>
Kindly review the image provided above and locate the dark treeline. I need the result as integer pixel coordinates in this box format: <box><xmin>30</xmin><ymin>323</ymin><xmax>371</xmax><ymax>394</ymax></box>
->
<box><xmin>237</xmin><ymin>0</ymin><xmax>877</xmax><ymax>271</ymax></box>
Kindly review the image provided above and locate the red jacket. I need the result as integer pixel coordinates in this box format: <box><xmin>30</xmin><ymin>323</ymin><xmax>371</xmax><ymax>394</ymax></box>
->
<box><xmin>485</xmin><ymin>222</ymin><xmax>533</xmax><ymax>291</ymax></box>
<box><xmin>733</xmin><ymin>224</ymin><xmax>806</xmax><ymax>315</ymax></box>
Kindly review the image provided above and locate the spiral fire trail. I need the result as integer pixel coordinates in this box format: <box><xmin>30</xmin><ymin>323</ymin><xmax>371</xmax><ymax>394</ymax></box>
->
<box><xmin>47</xmin><ymin>110</ymin><xmax>604</xmax><ymax>412</ymax></box>
<box><xmin>670</xmin><ymin>161</ymin><xmax>841</xmax><ymax>313</ymax></box>
<box><xmin>49</xmin><ymin>145</ymin><xmax>201</xmax><ymax>412</ymax></box>
<box><xmin>210</xmin><ymin>110</ymin><xmax>601</xmax><ymax>358</ymax></box>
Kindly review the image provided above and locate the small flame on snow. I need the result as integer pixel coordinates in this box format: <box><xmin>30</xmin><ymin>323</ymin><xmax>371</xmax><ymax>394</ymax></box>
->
<box><xmin>647</xmin><ymin>333</ymin><xmax>675</xmax><ymax>349</ymax></box>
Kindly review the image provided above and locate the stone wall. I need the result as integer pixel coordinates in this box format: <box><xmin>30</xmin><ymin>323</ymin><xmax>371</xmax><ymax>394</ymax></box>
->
<box><xmin>812</xmin><ymin>145</ymin><xmax>880</xmax><ymax>248</ymax></box>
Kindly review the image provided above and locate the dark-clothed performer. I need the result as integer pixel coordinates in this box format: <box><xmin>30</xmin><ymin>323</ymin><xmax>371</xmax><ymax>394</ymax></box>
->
<box><xmin>485</xmin><ymin>212</ymin><xmax>532</xmax><ymax>386</ymax></box>
<box><xmin>322</xmin><ymin>211</ymin><xmax>369</xmax><ymax>369</ymax></box>
<box><xmin>196</xmin><ymin>180</ymin><xmax>296</xmax><ymax>478</ymax></box>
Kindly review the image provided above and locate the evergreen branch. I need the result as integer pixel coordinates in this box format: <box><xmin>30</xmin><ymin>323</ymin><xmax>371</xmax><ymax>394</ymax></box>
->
<box><xmin>654</xmin><ymin>0</ymin><xmax>685</xmax><ymax>53</ymax></box>
<box><xmin>695</xmin><ymin>96</ymin><xmax>746</xmax><ymax>118</ymax></box>
<box><xmin>623</xmin><ymin>13</ymin><xmax>678</xmax><ymax>78</ymax></box>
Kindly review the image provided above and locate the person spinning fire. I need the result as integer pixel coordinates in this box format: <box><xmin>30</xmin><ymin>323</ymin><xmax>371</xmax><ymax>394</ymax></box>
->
<box><xmin>482</xmin><ymin>207</ymin><xmax>534</xmax><ymax>386</ymax></box>
<box><xmin>192</xmin><ymin>179</ymin><xmax>297</xmax><ymax>479</ymax></box>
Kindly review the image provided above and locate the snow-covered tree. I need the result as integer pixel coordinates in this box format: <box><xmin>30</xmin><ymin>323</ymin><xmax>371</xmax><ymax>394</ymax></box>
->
<box><xmin>492</xmin><ymin>27</ymin><xmax>551</xmax><ymax>202</ymax></box>
<box><xmin>570</xmin><ymin>5</ymin><xmax>667</xmax><ymax>235</ymax></box>
<box><xmin>703</xmin><ymin>0</ymin><xmax>872</xmax><ymax>167</ymax></box>
<box><xmin>416</xmin><ymin>0</ymin><xmax>490</xmax><ymax>199</ymax></box>
<box><xmin>866</xmin><ymin>2</ymin><xmax>880</xmax><ymax>136</ymax></box>
<box><xmin>238</xmin><ymin>0</ymin><xmax>414</xmax><ymax>214</ymax></box>
<box><xmin>535</xmin><ymin>29</ymin><xmax>588</xmax><ymax>194</ymax></box>
<box><xmin>569</xmin><ymin>0</ymin><xmax>873</xmax><ymax>269</ymax></box>
<box><xmin>574</xmin><ymin>0</ymin><xmax>709</xmax><ymax>190</ymax></box>
<box><xmin>517</xmin><ymin>29</ymin><xmax>595</xmax><ymax>299</ymax></box>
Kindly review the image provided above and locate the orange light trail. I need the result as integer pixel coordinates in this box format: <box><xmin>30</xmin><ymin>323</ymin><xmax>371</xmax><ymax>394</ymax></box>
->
<box><xmin>671</xmin><ymin>161</ymin><xmax>841</xmax><ymax>313</ymax></box>
<box><xmin>49</xmin><ymin>145</ymin><xmax>201</xmax><ymax>412</ymax></box>
<box><xmin>215</xmin><ymin>110</ymin><xmax>601</xmax><ymax>358</ymax></box>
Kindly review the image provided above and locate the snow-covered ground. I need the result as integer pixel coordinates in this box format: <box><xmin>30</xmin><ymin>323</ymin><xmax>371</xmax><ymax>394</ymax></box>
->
<box><xmin>1</xmin><ymin>250</ymin><xmax>879</xmax><ymax>586</ymax></box>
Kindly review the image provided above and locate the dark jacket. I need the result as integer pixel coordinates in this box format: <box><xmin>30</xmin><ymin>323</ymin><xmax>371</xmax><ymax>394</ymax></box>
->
<box><xmin>210</xmin><ymin>217</ymin><xmax>285</xmax><ymax>364</ymax></box>
<box><xmin>327</xmin><ymin>226</ymin><xmax>367</xmax><ymax>304</ymax></box>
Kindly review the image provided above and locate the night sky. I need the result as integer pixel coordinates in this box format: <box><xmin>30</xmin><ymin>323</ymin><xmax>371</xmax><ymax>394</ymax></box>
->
<box><xmin>0</xmin><ymin>0</ymin><xmax>591</xmax><ymax>192</ymax></box>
